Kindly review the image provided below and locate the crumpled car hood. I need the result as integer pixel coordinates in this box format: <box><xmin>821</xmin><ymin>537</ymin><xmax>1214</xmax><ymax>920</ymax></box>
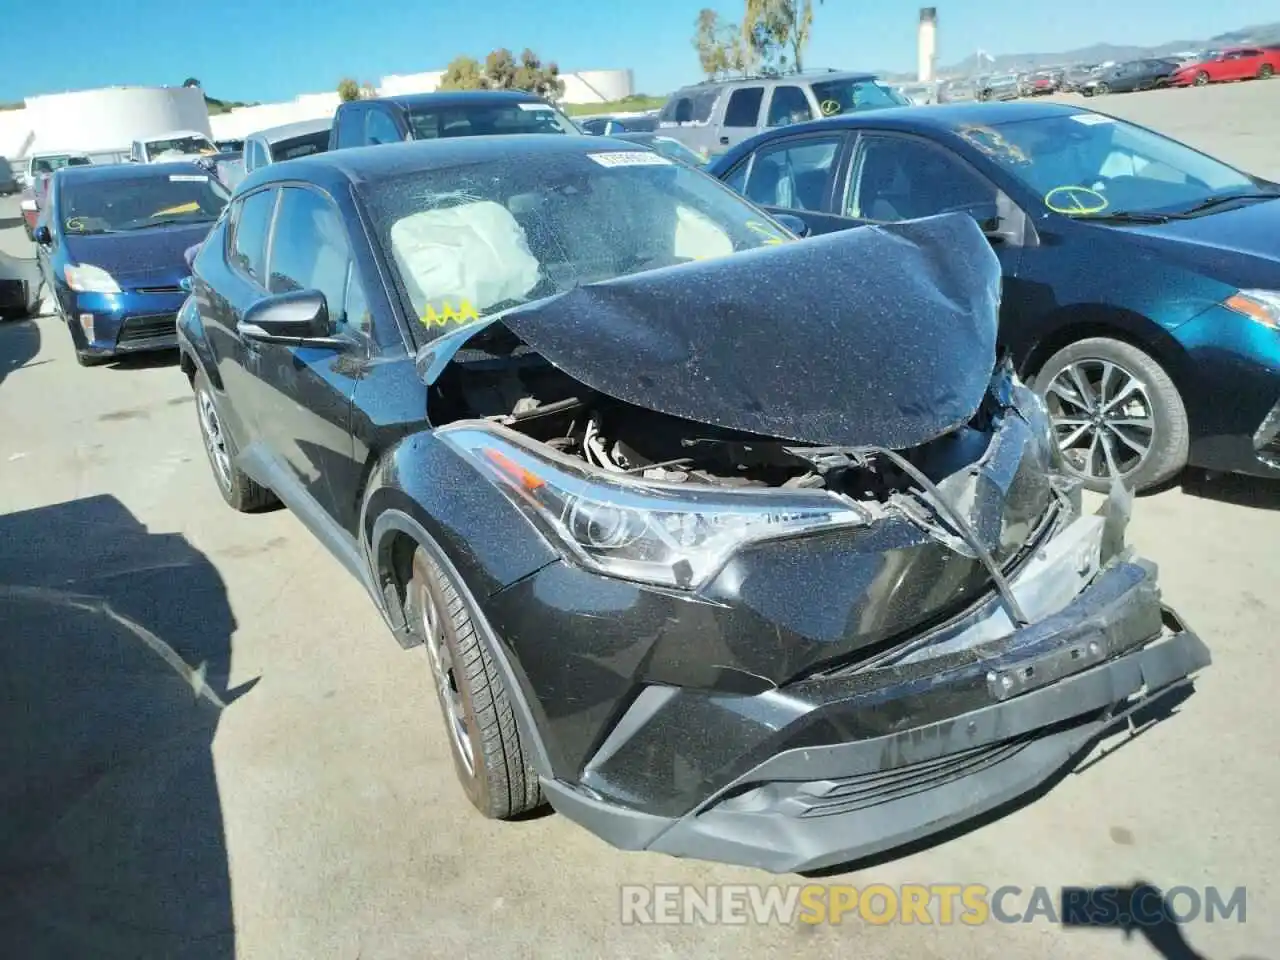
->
<box><xmin>427</xmin><ymin>212</ymin><xmax>1003</xmax><ymax>449</ymax></box>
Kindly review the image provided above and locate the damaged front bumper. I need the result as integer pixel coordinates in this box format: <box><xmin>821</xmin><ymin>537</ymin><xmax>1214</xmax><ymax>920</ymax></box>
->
<box><xmin>538</xmin><ymin>510</ymin><xmax>1210</xmax><ymax>874</ymax></box>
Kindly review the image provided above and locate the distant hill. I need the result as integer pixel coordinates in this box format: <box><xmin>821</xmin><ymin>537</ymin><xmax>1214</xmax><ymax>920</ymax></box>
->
<box><xmin>937</xmin><ymin>20</ymin><xmax>1280</xmax><ymax>76</ymax></box>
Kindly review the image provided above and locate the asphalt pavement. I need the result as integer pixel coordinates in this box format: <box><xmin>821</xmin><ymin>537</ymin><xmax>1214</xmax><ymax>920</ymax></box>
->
<box><xmin>1</xmin><ymin>79</ymin><xmax>1278</xmax><ymax>959</ymax></box>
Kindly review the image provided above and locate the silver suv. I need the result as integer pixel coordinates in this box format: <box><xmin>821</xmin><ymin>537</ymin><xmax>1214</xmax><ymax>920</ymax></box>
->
<box><xmin>657</xmin><ymin>70</ymin><xmax>908</xmax><ymax>160</ymax></box>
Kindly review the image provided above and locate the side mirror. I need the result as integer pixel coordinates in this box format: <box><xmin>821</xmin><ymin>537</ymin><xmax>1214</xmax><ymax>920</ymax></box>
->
<box><xmin>238</xmin><ymin>289</ymin><xmax>343</xmax><ymax>345</ymax></box>
<box><xmin>33</xmin><ymin>225</ymin><xmax>51</xmax><ymax>245</ymax></box>
<box><xmin>773</xmin><ymin>213</ymin><xmax>811</xmax><ymax>238</ymax></box>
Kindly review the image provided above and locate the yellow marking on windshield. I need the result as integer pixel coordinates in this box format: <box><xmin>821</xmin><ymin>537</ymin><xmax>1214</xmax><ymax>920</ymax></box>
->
<box><xmin>820</xmin><ymin>100</ymin><xmax>841</xmax><ymax>116</ymax></box>
<box><xmin>1044</xmin><ymin>185</ymin><xmax>1108</xmax><ymax>215</ymax></box>
<box><xmin>422</xmin><ymin>300</ymin><xmax>481</xmax><ymax>328</ymax></box>
<box><xmin>745</xmin><ymin>219</ymin><xmax>788</xmax><ymax>244</ymax></box>
<box><xmin>154</xmin><ymin>201</ymin><xmax>200</xmax><ymax>217</ymax></box>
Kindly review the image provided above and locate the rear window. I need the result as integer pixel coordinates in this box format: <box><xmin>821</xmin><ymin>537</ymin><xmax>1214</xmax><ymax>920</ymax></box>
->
<box><xmin>407</xmin><ymin>102</ymin><xmax>578</xmax><ymax>139</ymax></box>
<box><xmin>272</xmin><ymin>131</ymin><xmax>330</xmax><ymax>162</ymax></box>
<box><xmin>661</xmin><ymin>89</ymin><xmax>719</xmax><ymax>125</ymax></box>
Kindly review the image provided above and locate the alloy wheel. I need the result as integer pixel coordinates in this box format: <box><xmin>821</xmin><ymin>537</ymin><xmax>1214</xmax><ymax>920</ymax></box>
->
<box><xmin>1044</xmin><ymin>359</ymin><xmax>1155</xmax><ymax>484</ymax></box>
<box><xmin>1194</xmin><ymin>72</ymin><xmax>1209</xmax><ymax>86</ymax></box>
<box><xmin>419</xmin><ymin>583</ymin><xmax>475</xmax><ymax>776</ymax></box>
<box><xmin>197</xmin><ymin>389</ymin><xmax>233</xmax><ymax>491</ymax></box>
<box><xmin>1095</xmin><ymin>82</ymin><xmax>1110</xmax><ymax>95</ymax></box>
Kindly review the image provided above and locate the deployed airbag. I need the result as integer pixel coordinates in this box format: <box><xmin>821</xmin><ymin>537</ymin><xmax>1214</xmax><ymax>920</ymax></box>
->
<box><xmin>493</xmin><ymin>212</ymin><xmax>1003</xmax><ymax>449</ymax></box>
<box><xmin>390</xmin><ymin>200</ymin><xmax>541</xmax><ymax>316</ymax></box>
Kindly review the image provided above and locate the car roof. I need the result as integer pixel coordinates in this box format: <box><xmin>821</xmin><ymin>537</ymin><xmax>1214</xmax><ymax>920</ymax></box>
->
<box><xmin>247</xmin><ymin>117</ymin><xmax>334</xmax><ymax>143</ymax></box>
<box><xmin>241</xmin><ymin>133</ymin><xmax>638</xmax><ymax>192</ymax></box>
<box><xmin>780</xmin><ymin>99</ymin><xmax>1088</xmax><ymax>134</ymax></box>
<box><xmin>54</xmin><ymin>160</ymin><xmax>213</xmax><ymax>183</ymax></box>
<box><xmin>355</xmin><ymin>90</ymin><xmax>551</xmax><ymax>111</ymax></box>
<box><xmin>140</xmin><ymin>130</ymin><xmax>211</xmax><ymax>141</ymax></box>
<box><xmin>674</xmin><ymin>70</ymin><xmax>882</xmax><ymax>93</ymax></box>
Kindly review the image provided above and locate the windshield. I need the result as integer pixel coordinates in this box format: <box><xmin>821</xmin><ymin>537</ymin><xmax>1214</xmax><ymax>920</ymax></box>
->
<box><xmin>145</xmin><ymin>136</ymin><xmax>218</xmax><ymax>160</ymax></box>
<box><xmin>956</xmin><ymin>113</ymin><xmax>1260</xmax><ymax>217</ymax></box>
<box><xmin>408</xmin><ymin>101</ymin><xmax>579</xmax><ymax>140</ymax></box>
<box><xmin>362</xmin><ymin>149</ymin><xmax>793</xmax><ymax>344</ymax></box>
<box><xmin>60</xmin><ymin>171</ymin><xmax>230</xmax><ymax>235</ymax></box>
<box><xmin>33</xmin><ymin>155</ymin><xmax>89</xmax><ymax>174</ymax></box>
<box><xmin>271</xmin><ymin>131</ymin><xmax>329</xmax><ymax>163</ymax></box>
<box><xmin>809</xmin><ymin>78</ymin><xmax>908</xmax><ymax>116</ymax></box>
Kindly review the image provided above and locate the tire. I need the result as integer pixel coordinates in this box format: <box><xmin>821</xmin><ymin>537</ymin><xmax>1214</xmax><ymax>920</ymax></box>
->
<box><xmin>192</xmin><ymin>367</ymin><xmax>277</xmax><ymax>511</ymax></box>
<box><xmin>75</xmin><ymin>351</ymin><xmax>111</xmax><ymax>367</ymax></box>
<box><xmin>407</xmin><ymin>547</ymin><xmax>543</xmax><ymax>819</ymax></box>
<box><xmin>1033</xmin><ymin>338</ymin><xmax>1189</xmax><ymax>493</ymax></box>
<box><xmin>1095</xmin><ymin>82</ymin><xmax>1110</xmax><ymax>95</ymax></box>
<box><xmin>1260</xmin><ymin>64</ymin><xmax>1274</xmax><ymax>79</ymax></box>
<box><xmin>1194</xmin><ymin>71</ymin><xmax>1210</xmax><ymax>86</ymax></box>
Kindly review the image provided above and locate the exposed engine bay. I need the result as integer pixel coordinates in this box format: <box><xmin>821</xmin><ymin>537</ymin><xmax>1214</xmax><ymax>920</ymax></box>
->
<box><xmin>430</xmin><ymin>343</ymin><xmax>1011</xmax><ymax>504</ymax></box>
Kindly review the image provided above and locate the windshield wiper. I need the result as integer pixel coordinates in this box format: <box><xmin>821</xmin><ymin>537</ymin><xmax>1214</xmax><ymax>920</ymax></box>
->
<box><xmin>1176</xmin><ymin>192</ymin><xmax>1280</xmax><ymax>216</ymax></box>
<box><xmin>1074</xmin><ymin>210</ymin><xmax>1180</xmax><ymax>225</ymax></box>
<box><xmin>118</xmin><ymin>217</ymin><xmax>210</xmax><ymax>231</ymax></box>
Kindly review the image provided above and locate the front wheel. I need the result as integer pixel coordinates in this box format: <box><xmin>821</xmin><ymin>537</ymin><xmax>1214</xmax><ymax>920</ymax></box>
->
<box><xmin>1033</xmin><ymin>338</ymin><xmax>1189</xmax><ymax>493</ymax></box>
<box><xmin>1260</xmin><ymin>64</ymin><xmax>1274</xmax><ymax>79</ymax></box>
<box><xmin>407</xmin><ymin>547</ymin><xmax>543</xmax><ymax>819</ymax></box>
<box><xmin>1094</xmin><ymin>82</ymin><xmax>1110</xmax><ymax>95</ymax></box>
<box><xmin>1194</xmin><ymin>71</ymin><xmax>1210</xmax><ymax>86</ymax></box>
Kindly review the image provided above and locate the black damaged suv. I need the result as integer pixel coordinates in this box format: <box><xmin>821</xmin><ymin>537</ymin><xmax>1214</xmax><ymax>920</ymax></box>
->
<box><xmin>177</xmin><ymin>134</ymin><xmax>1209</xmax><ymax>873</ymax></box>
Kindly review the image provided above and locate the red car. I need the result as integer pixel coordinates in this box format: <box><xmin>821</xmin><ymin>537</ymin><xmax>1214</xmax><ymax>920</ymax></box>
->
<box><xmin>1171</xmin><ymin>46</ymin><xmax>1279</xmax><ymax>86</ymax></box>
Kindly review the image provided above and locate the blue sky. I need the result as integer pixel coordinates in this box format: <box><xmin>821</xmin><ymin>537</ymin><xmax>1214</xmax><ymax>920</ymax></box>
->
<box><xmin>3</xmin><ymin>0</ymin><xmax>1276</xmax><ymax>104</ymax></box>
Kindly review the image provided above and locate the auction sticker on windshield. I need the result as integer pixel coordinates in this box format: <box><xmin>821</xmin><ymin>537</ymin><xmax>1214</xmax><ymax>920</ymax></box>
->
<box><xmin>588</xmin><ymin>152</ymin><xmax>673</xmax><ymax>168</ymax></box>
<box><xmin>169</xmin><ymin>174</ymin><xmax>209</xmax><ymax>182</ymax></box>
<box><xmin>1071</xmin><ymin>114</ymin><xmax>1116</xmax><ymax>125</ymax></box>
<box><xmin>517</xmin><ymin>102</ymin><xmax>555</xmax><ymax>111</ymax></box>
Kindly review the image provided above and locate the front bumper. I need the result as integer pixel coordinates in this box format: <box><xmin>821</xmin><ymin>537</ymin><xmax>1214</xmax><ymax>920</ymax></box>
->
<box><xmin>65</xmin><ymin>289</ymin><xmax>186</xmax><ymax>358</ymax></box>
<box><xmin>543</xmin><ymin>557</ymin><xmax>1209</xmax><ymax>874</ymax></box>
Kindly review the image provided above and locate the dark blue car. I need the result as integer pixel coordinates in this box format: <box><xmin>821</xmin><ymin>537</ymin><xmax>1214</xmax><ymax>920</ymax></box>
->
<box><xmin>708</xmin><ymin>101</ymin><xmax>1280</xmax><ymax>492</ymax></box>
<box><xmin>35</xmin><ymin>161</ymin><xmax>229</xmax><ymax>366</ymax></box>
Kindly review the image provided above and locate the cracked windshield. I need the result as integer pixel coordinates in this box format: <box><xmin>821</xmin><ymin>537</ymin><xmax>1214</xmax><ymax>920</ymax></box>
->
<box><xmin>1</xmin><ymin>0</ymin><xmax>1277</xmax><ymax>957</ymax></box>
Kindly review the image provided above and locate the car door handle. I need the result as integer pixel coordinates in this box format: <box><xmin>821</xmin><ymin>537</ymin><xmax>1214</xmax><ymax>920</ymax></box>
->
<box><xmin>719</xmin><ymin>136</ymin><xmax>729</xmax><ymax>145</ymax></box>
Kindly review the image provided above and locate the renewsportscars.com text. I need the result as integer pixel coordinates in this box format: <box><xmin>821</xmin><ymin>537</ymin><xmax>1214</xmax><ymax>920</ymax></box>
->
<box><xmin>620</xmin><ymin>883</ymin><xmax>1247</xmax><ymax>927</ymax></box>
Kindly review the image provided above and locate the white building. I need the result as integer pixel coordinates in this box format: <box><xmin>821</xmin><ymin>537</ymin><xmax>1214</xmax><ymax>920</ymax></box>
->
<box><xmin>1</xmin><ymin>68</ymin><xmax>636</xmax><ymax>161</ymax></box>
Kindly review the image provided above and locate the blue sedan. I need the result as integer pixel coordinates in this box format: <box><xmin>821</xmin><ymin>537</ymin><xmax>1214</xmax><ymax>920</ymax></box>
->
<box><xmin>35</xmin><ymin>161</ymin><xmax>228</xmax><ymax>366</ymax></box>
<box><xmin>707</xmin><ymin>101</ymin><xmax>1280</xmax><ymax>492</ymax></box>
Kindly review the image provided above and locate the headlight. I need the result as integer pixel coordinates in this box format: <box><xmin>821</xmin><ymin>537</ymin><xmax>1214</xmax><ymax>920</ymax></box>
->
<box><xmin>1224</xmin><ymin>290</ymin><xmax>1280</xmax><ymax>330</ymax></box>
<box><xmin>440</xmin><ymin>426</ymin><xmax>871</xmax><ymax>590</ymax></box>
<box><xmin>63</xmin><ymin>263</ymin><xmax>121</xmax><ymax>294</ymax></box>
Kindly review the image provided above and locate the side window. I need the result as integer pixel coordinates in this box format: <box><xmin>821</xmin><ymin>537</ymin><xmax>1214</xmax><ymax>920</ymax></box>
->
<box><xmin>226</xmin><ymin>188</ymin><xmax>277</xmax><ymax>285</ymax></box>
<box><xmin>766</xmin><ymin>86</ymin><xmax>814</xmax><ymax>127</ymax></box>
<box><xmin>722</xmin><ymin>157</ymin><xmax>751</xmax><ymax>195</ymax></box>
<box><xmin>267</xmin><ymin>186</ymin><xmax>358</xmax><ymax>333</ymax></box>
<box><xmin>848</xmin><ymin>136</ymin><xmax>996</xmax><ymax>222</ymax></box>
<box><xmin>334</xmin><ymin>105</ymin><xmax>364</xmax><ymax>147</ymax></box>
<box><xmin>343</xmin><ymin>261</ymin><xmax>372</xmax><ymax>337</ymax></box>
<box><xmin>744</xmin><ymin>136</ymin><xmax>842</xmax><ymax>212</ymax></box>
<box><xmin>365</xmin><ymin>108</ymin><xmax>403</xmax><ymax>145</ymax></box>
<box><xmin>723</xmin><ymin>87</ymin><xmax>764</xmax><ymax>127</ymax></box>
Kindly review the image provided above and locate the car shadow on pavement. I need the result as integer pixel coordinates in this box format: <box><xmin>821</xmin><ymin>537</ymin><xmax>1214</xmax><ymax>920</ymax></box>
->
<box><xmin>1178</xmin><ymin>470</ymin><xmax>1280</xmax><ymax>511</ymax></box>
<box><xmin>0</xmin><ymin>495</ymin><xmax>255</xmax><ymax>958</ymax></box>
<box><xmin>0</xmin><ymin>215</ymin><xmax>25</xmax><ymax>231</ymax></box>
<box><xmin>0</xmin><ymin>315</ymin><xmax>41</xmax><ymax>388</ymax></box>
<box><xmin>802</xmin><ymin>682</ymin><xmax>1195</xmax><ymax>880</ymax></box>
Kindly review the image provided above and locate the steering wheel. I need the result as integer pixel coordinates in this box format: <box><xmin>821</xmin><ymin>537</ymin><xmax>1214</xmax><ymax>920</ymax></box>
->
<box><xmin>1043</xmin><ymin>185</ymin><xmax>1108</xmax><ymax>215</ymax></box>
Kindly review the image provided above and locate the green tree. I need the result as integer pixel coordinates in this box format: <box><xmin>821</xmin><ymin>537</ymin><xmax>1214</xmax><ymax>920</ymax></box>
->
<box><xmin>692</xmin><ymin>8</ymin><xmax>752</xmax><ymax>79</ymax></box>
<box><xmin>744</xmin><ymin>0</ymin><xmax>817</xmax><ymax>73</ymax></box>
<box><xmin>337</xmin><ymin>77</ymin><xmax>361</xmax><ymax>102</ymax></box>
<box><xmin>485</xmin><ymin>48</ymin><xmax>519</xmax><ymax>88</ymax></box>
<box><xmin>183</xmin><ymin>77</ymin><xmax>201</xmax><ymax>88</ymax></box>
<box><xmin>513</xmin><ymin>48</ymin><xmax>565</xmax><ymax>100</ymax></box>
<box><xmin>438</xmin><ymin>55</ymin><xmax>488</xmax><ymax>90</ymax></box>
